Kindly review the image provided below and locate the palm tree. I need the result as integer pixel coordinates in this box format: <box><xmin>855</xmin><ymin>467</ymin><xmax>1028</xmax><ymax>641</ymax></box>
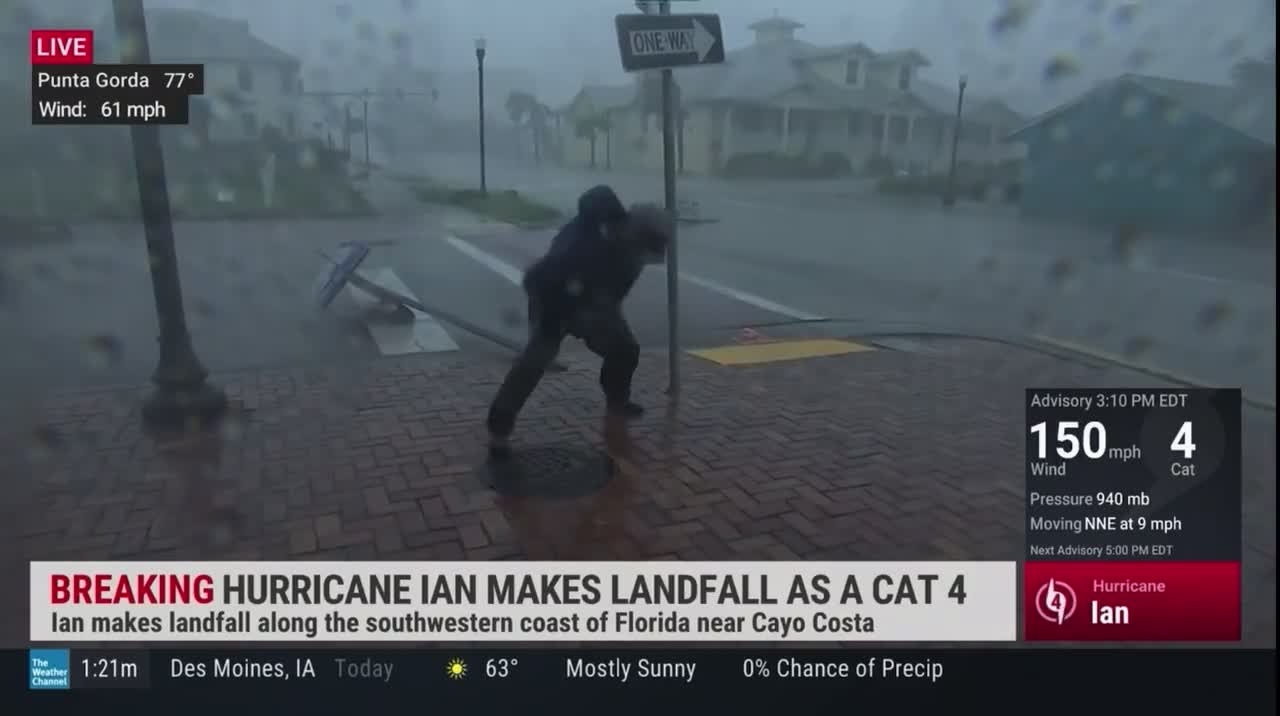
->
<box><xmin>525</xmin><ymin>101</ymin><xmax>553</xmax><ymax>165</ymax></box>
<box><xmin>598</xmin><ymin>114</ymin><xmax>614</xmax><ymax>170</ymax></box>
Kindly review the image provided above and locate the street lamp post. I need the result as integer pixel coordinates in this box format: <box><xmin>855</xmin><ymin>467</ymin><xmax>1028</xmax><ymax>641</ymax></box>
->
<box><xmin>942</xmin><ymin>74</ymin><xmax>968</xmax><ymax>208</ymax></box>
<box><xmin>362</xmin><ymin>88</ymin><xmax>371</xmax><ymax>168</ymax></box>
<box><xmin>475</xmin><ymin>37</ymin><xmax>487</xmax><ymax>195</ymax></box>
<box><xmin>112</xmin><ymin>0</ymin><xmax>226</xmax><ymax>430</ymax></box>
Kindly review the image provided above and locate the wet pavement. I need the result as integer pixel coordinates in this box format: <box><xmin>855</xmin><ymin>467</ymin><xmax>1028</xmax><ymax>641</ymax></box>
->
<box><xmin>2</xmin><ymin>339</ymin><xmax>1273</xmax><ymax>647</ymax></box>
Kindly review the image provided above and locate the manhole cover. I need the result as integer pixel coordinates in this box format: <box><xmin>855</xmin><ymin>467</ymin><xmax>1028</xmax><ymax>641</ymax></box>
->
<box><xmin>486</xmin><ymin>444</ymin><xmax>616</xmax><ymax>498</ymax></box>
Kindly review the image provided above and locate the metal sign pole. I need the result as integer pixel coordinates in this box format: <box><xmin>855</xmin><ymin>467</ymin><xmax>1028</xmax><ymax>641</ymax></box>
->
<box><xmin>658</xmin><ymin>0</ymin><xmax>680</xmax><ymax>396</ymax></box>
<box><xmin>619</xmin><ymin>2</ymin><xmax>724</xmax><ymax>396</ymax></box>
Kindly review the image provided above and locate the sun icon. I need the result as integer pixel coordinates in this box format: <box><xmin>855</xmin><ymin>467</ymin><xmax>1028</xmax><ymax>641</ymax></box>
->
<box><xmin>445</xmin><ymin>658</ymin><xmax>467</xmax><ymax>680</ymax></box>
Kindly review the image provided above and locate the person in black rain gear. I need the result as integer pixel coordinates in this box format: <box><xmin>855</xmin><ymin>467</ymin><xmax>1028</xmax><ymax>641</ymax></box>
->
<box><xmin>487</xmin><ymin>185</ymin><xmax>672</xmax><ymax>456</ymax></box>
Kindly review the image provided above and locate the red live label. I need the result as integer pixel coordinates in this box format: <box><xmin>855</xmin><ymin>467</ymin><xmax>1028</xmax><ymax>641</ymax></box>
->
<box><xmin>30</xmin><ymin>29</ymin><xmax>94</xmax><ymax>65</ymax></box>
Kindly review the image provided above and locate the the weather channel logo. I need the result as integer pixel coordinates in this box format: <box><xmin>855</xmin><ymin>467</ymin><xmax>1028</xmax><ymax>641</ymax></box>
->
<box><xmin>29</xmin><ymin>649</ymin><xmax>71</xmax><ymax>689</ymax></box>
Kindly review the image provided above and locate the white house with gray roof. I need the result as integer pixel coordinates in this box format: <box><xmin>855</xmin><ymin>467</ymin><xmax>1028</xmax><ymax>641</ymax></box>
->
<box><xmin>94</xmin><ymin>8</ymin><xmax>303</xmax><ymax>144</ymax></box>
<box><xmin>556</xmin><ymin>15</ymin><xmax>1026</xmax><ymax>175</ymax></box>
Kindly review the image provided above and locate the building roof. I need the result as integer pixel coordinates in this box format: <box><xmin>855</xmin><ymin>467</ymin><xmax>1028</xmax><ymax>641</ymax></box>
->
<box><xmin>1128</xmin><ymin>74</ymin><xmax>1273</xmax><ymax>146</ymax></box>
<box><xmin>868</xmin><ymin>50</ymin><xmax>930</xmax><ymax>67</ymax></box>
<box><xmin>559</xmin><ymin>84</ymin><xmax>636</xmax><ymax>115</ymax></box>
<box><xmin>676</xmin><ymin>34</ymin><xmax>819</xmax><ymax>105</ymax></box>
<box><xmin>97</xmin><ymin>8</ymin><xmax>298</xmax><ymax>65</ymax></box>
<box><xmin>675</xmin><ymin>32</ymin><xmax>939</xmax><ymax>114</ymax></box>
<box><xmin>656</xmin><ymin>14</ymin><xmax>946</xmax><ymax>114</ymax></box>
<box><xmin>798</xmin><ymin>43</ymin><xmax>876</xmax><ymax>62</ymax></box>
<box><xmin>1010</xmin><ymin>73</ymin><xmax>1274</xmax><ymax>147</ymax></box>
<box><xmin>912</xmin><ymin>78</ymin><xmax>1026</xmax><ymax>127</ymax></box>
<box><xmin>747</xmin><ymin>16</ymin><xmax>805</xmax><ymax>32</ymax></box>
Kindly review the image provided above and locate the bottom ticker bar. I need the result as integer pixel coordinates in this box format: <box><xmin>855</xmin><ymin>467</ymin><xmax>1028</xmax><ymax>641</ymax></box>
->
<box><xmin>10</xmin><ymin>648</ymin><xmax>1277</xmax><ymax>712</ymax></box>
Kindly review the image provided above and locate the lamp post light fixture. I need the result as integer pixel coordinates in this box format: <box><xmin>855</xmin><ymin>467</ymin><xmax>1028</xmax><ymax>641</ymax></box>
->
<box><xmin>943</xmin><ymin>73</ymin><xmax>969</xmax><ymax>208</ymax></box>
<box><xmin>474</xmin><ymin>37</ymin><xmax>488</xmax><ymax>195</ymax></box>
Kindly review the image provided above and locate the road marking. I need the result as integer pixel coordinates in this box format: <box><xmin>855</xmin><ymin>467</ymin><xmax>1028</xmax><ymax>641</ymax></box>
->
<box><xmin>446</xmin><ymin>234</ymin><xmax>826</xmax><ymax>321</ymax></box>
<box><xmin>663</xmin><ymin>268</ymin><xmax>826</xmax><ymax>321</ymax></box>
<box><xmin>690</xmin><ymin>339</ymin><xmax>874</xmax><ymax>366</ymax></box>
<box><xmin>443</xmin><ymin>235</ymin><xmax>524</xmax><ymax>285</ymax></box>
<box><xmin>348</xmin><ymin>267</ymin><xmax>459</xmax><ymax>355</ymax></box>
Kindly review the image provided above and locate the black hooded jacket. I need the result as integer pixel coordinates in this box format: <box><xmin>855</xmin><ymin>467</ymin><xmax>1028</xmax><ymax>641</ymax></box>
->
<box><xmin>523</xmin><ymin>185</ymin><xmax>644</xmax><ymax>335</ymax></box>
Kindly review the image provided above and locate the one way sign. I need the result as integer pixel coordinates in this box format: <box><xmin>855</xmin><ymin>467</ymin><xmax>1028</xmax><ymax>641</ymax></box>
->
<box><xmin>615</xmin><ymin>13</ymin><xmax>725</xmax><ymax>72</ymax></box>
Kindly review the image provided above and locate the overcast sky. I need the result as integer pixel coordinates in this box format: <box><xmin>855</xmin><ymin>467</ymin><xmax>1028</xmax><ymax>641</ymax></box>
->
<box><xmin>36</xmin><ymin>0</ymin><xmax>1279</xmax><ymax>110</ymax></box>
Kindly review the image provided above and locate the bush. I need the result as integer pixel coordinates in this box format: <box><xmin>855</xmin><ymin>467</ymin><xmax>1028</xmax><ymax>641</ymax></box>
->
<box><xmin>817</xmin><ymin>151</ymin><xmax>853</xmax><ymax>176</ymax></box>
<box><xmin>876</xmin><ymin>173</ymin><xmax>1021</xmax><ymax>204</ymax></box>
<box><xmin>864</xmin><ymin>155</ymin><xmax>896</xmax><ymax>177</ymax></box>
<box><xmin>721</xmin><ymin>152</ymin><xmax>852</xmax><ymax>179</ymax></box>
<box><xmin>410</xmin><ymin>185</ymin><xmax>562</xmax><ymax>227</ymax></box>
<box><xmin>876</xmin><ymin>175</ymin><xmax>948</xmax><ymax>196</ymax></box>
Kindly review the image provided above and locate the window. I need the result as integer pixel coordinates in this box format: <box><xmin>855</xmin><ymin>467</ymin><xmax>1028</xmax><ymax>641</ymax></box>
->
<box><xmin>732</xmin><ymin>108</ymin><xmax>785</xmax><ymax>135</ymax></box>
<box><xmin>237</xmin><ymin>66</ymin><xmax>254</xmax><ymax>92</ymax></box>
<box><xmin>961</xmin><ymin>122</ymin><xmax>993</xmax><ymax>145</ymax></box>
<box><xmin>845</xmin><ymin>59</ymin><xmax>860</xmax><ymax>85</ymax></box>
<box><xmin>847</xmin><ymin>111</ymin><xmax>865</xmax><ymax>137</ymax></box>
<box><xmin>897</xmin><ymin>65</ymin><xmax>911</xmax><ymax>91</ymax></box>
<box><xmin>734</xmin><ymin>108</ymin><xmax>766</xmax><ymax>132</ymax></box>
<box><xmin>915</xmin><ymin>116</ymin><xmax>943</xmax><ymax>144</ymax></box>
<box><xmin>889</xmin><ymin>116</ymin><xmax>909</xmax><ymax>145</ymax></box>
<box><xmin>242</xmin><ymin>112</ymin><xmax>257</xmax><ymax>136</ymax></box>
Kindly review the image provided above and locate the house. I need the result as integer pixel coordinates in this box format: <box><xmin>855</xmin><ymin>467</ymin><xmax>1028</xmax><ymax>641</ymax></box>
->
<box><xmin>95</xmin><ymin>9</ymin><xmax>303</xmax><ymax>144</ymax></box>
<box><xmin>557</xmin><ymin>84</ymin><xmax>638</xmax><ymax>169</ymax></box>
<box><xmin>556</xmin><ymin>15</ymin><xmax>1026</xmax><ymax>175</ymax></box>
<box><xmin>1009</xmin><ymin>73</ymin><xmax>1275</xmax><ymax>233</ymax></box>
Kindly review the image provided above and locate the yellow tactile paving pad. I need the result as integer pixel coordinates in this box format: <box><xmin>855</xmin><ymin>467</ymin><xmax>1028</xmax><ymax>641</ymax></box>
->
<box><xmin>689</xmin><ymin>339</ymin><xmax>875</xmax><ymax>366</ymax></box>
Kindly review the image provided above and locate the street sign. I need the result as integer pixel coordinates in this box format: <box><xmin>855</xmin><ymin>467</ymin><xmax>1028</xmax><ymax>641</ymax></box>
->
<box><xmin>313</xmin><ymin>241</ymin><xmax>371</xmax><ymax>309</ymax></box>
<box><xmin>615</xmin><ymin>13</ymin><xmax>724</xmax><ymax>72</ymax></box>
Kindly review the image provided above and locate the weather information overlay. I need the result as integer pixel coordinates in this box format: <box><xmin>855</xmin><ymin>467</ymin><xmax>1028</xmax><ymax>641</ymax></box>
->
<box><xmin>1023</xmin><ymin>388</ymin><xmax>1243</xmax><ymax>641</ymax></box>
<box><xmin>30</xmin><ymin>29</ymin><xmax>203</xmax><ymax>125</ymax></box>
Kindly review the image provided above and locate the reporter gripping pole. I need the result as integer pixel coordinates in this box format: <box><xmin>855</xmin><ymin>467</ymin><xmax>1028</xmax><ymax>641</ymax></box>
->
<box><xmin>616</xmin><ymin>4</ymin><xmax>724</xmax><ymax>396</ymax></box>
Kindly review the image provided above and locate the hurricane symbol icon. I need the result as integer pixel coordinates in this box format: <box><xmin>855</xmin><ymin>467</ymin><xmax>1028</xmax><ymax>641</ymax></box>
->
<box><xmin>1035</xmin><ymin>579</ymin><xmax>1077</xmax><ymax>625</ymax></box>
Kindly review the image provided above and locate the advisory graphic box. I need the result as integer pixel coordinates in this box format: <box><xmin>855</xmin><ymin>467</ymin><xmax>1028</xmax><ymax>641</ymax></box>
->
<box><xmin>29</xmin><ymin>29</ymin><xmax>203</xmax><ymax>125</ymax></box>
<box><xmin>1023</xmin><ymin>388</ymin><xmax>1242</xmax><ymax>642</ymax></box>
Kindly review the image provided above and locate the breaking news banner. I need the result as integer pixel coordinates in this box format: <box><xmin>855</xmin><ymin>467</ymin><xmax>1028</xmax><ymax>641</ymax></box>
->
<box><xmin>29</xmin><ymin>562</ymin><xmax>1017</xmax><ymax>643</ymax></box>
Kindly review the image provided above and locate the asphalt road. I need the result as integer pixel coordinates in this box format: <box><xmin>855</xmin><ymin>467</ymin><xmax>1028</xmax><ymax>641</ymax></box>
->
<box><xmin>401</xmin><ymin>150</ymin><xmax>1277</xmax><ymax>407</ymax></box>
<box><xmin>0</xmin><ymin>213</ymin><xmax>801</xmax><ymax>402</ymax></box>
<box><xmin>0</xmin><ymin>159</ymin><xmax>1273</xmax><ymax>413</ymax></box>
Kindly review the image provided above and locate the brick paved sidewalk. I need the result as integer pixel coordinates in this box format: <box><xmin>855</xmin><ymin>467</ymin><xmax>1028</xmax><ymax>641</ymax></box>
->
<box><xmin>2</xmin><ymin>339</ymin><xmax>1273</xmax><ymax>646</ymax></box>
